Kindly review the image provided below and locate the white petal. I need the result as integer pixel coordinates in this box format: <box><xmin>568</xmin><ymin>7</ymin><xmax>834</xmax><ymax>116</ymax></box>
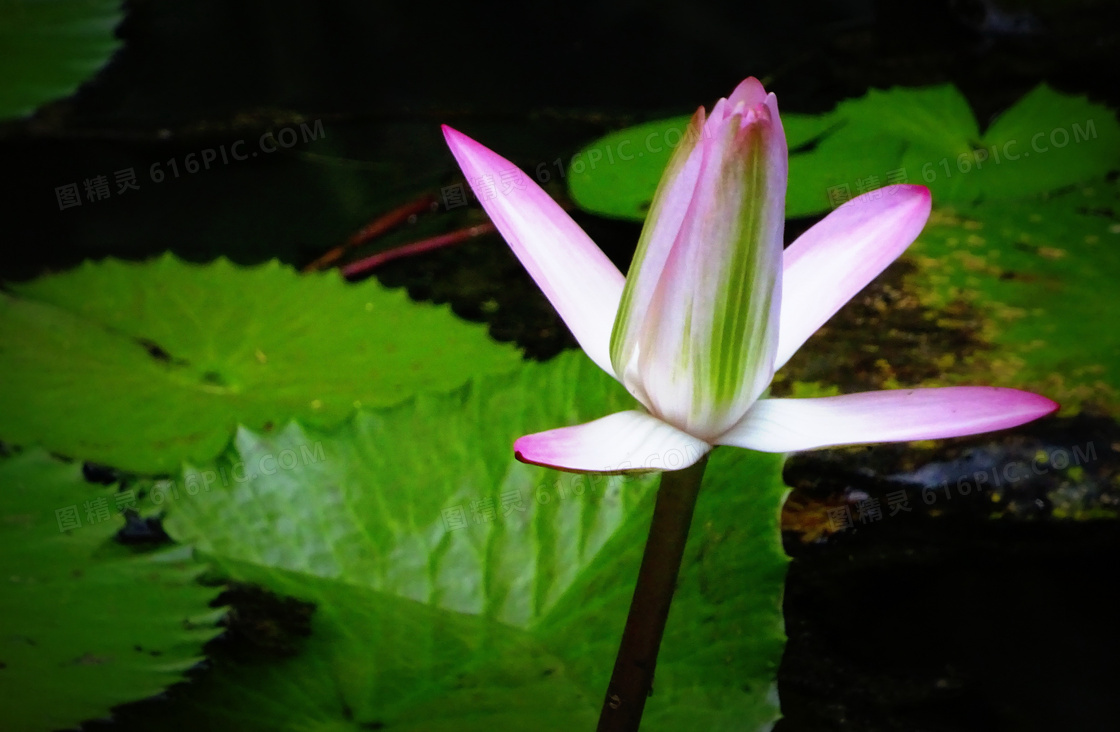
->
<box><xmin>776</xmin><ymin>185</ymin><xmax>932</xmax><ymax>369</ymax></box>
<box><xmin>718</xmin><ymin>387</ymin><xmax>1059</xmax><ymax>452</ymax></box>
<box><xmin>609</xmin><ymin>108</ymin><xmax>706</xmax><ymax>391</ymax></box>
<box><xmin>443</xmin><ymin>125</ymin><xmax>624</xmax><ymax>376</ymax></box>
<box><xmin>635</xmin><ymin>94</ymin><xmax>787</xmax><ymax>440</ymax></box>
<box><xmin>514</xmin><ymin>410</ymin><xmax>711</xmax><ymax>474</ymax></box>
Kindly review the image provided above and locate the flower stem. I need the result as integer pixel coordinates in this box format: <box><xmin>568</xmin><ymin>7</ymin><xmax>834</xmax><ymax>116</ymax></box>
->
<box><xmin>597</xmin><ymin>454</ymin><xmax>710</xmax><ymax>732</ymax></box>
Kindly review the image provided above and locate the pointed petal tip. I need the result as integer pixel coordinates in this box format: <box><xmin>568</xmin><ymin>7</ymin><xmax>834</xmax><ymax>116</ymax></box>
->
<box><xmin>896</xmin><ymin>183</ymin><xmax>931</xmax><ymax>198</ymax></box>
<box><xmin>441</xmin><ymin>125</ymin><xmax>497</xmax><ymax>161</ymax></box>
<box><xmin>910</xmin><ymin>183</ymin><xmax>932</xmax><ymax>200</ymax></box>
<box><xmin>513</xmin><ymin>411</ymin><xmax>711</xmax><ymax>474</ymax></box>
<box><xmin>727</xmin><ymin>77</ymin><xmax>767</xmax><ymax>106</ymax></box>
<box><xmin>512</xmin><ymin>447</ymin><xmax>542</xmax><ymax>468</ymax></box>
<box><xmin>1021</xmin><ymin>390</ymin><xmax>1061</xmax><ymax>417</ymax></box>
<box><xmin>718</xmin><ymin>386</ymin><xmax>1060</xmax><ymax>454</ymax></box>
<box><xmin>941</xmin><ymin>386</ymin><xmax>1062</xmax><ymax>431</ymax></box>
<box><xmin>437</xmin><ymin>122</ymin><xmax>625</xmax><ymax>377</ymax></box>
<box><xmin>899</xmin><ymin>183</ymin><xmax>932</xmax><ymax>211</ymax></box>
<box><xmin>842</xmin><ymin>183</ymin><xmax>931</xmax><ymax>216</ymax></box>
<box><xmin>979</xmin><ymin>386</ymin><xmax>1060</xmax><ymax>420</ymax></box>
<box><xmin>440</xmin><ymin>124</ymin><xmax>476</xmax><ymax>152</ymax></box>
<box><xmin>441</xmin><ymin>125</ymin><xmax>478</xmax><ymax>160</ymax></box>
<box><xmin>513</xmin><ymin>433</ymin><xmax>551</xmax><ymax>465</ymax></box>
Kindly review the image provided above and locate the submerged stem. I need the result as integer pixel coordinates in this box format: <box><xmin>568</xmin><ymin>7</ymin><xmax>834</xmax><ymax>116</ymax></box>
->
<box><xmin>596</xmin><ymin>454</ymin><xmax>711</xmax><ymax>732</ymax></box>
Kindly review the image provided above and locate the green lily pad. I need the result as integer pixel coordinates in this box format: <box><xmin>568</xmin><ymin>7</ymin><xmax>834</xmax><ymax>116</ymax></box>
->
<box><xmin>972</xmin><ymin>85</ymin><xmax>1120</xmax><ymax>200</ymax></box>
<box><xmin>156</xmin><ymin>351</ymin><xmax>790</xmax><ymax>731</ymax></box>
<box><xmin>785</xmin><ymin>84</ymin><xmax>981</xmax><ymax>215</ymax></box>
<box><xmin>905</xmin><ymin>177</ymin><xmax>1120</xmax><ymax>414</ymax></box>
<box><xmin>0</xmin><ymin>254</ymin><xmax>521</xmax><ymax>473</ymax></box>
<box><xmin>0</xmin><ymin>449</ymin><xmax>222</xmax><ymax>731</ymax></box>
<box><xmin>568</xmin><ymin>84</ymin><xmax>1120</xmax><ymax>220</ymax></box>
<box><xmin>0</xmin><ymin>0</ymin><xmax>123</xmax><ymax>119</ymax></box>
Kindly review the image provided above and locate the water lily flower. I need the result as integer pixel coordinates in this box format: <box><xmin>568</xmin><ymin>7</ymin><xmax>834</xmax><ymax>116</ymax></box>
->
<box><xmin>441</xmin><ymin>78</ymin><xmax>1057</xmax><ymax>474</ymax></box>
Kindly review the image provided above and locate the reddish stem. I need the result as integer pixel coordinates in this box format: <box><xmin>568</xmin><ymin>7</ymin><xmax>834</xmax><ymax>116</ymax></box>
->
<box><xmin>340</xmin><ymin>222</ymin><xmax>497</xmax><ymax>279</ymax></box>
<box><xmin>302</xmin><ymin>193</ymin><xmax>437</xmax><ymax>272</ymax></box>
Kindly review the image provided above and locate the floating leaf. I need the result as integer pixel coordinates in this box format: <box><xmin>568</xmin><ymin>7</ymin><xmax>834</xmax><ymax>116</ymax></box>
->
<box><xmin>0</xmin><ymin>254</ymin><xmax>522</xmax><ymax>473</ymax></box>
<box><xmin>153</xmin><ymin>351</ymin><xmax>789</xmax><ymax>731</ymax></box>
<box><xmin>0</xmin><ymin>0</ymin><xmax>123</xmax><ymax>119</ymax></box>
<box><xmin>906</xmin><ymin>177</ymin><xmax>1120</xmax><ymax>413</ymax></box>
<box><xmin>976</xmin><ymin>85</ymin><xmax>1120</xmax><ymax>199</ymax></box>
<box><xmin>0</xmin><ymin>450</ymin><xmax>222</xmax><ymax>731</ymax></box>
<box><xmin>785</xmin><ymin>84</ymin><xmax>981</xmax><ymax>214</ymax></box>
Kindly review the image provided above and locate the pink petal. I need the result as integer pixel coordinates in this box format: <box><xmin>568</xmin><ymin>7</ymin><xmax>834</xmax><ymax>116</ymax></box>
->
<box><xmin>609</xmin><ymin>108</ymin><xmax>707</xmax><ymax>394</ymax></box>
<box><xmin>514</xmin><ymin>410</ymin><xmax>711</xmax><ymax>474</ymax></box>
<box><xmin>702</xmin><ymin>78</ymin><xmax>767</xmax><ymax>139</ymax></box>
<box><xmin>775</xmin><ymin>185</ymin><xmax>932</xmax><ymax>370</ymax></box>
<box><xmin>725</xmin><ymin>77</ymin><xmax>768</xmax><ymax>112</ymax></box>
<box><xmin>717</xmin><ymin>387</ymin><xmax>1059</xmax><ymax>452</ymax></box>
<box><xmin>635</xmin><ymin>93</ymin><xmax>787</xmax><ymax>440</ymax></box>
<box><xmin>443</xmin><ymin>125</ymin><xmax>625</xmax><ymax>376</ymax></box>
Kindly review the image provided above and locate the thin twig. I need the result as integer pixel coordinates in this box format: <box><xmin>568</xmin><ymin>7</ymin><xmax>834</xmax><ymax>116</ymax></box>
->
<box><xmin>340</xmin><ymin>222</ymin><xmax>497</xmax><ymax>279</ymax></box>
<box><xmin>302</xmin><ymin>193</ymin><xmax>437</xmax><ymax>272</ymax></box>
<box><xmin>597</xmin><ymin>455</ymin><xmax>710</xmax><ymax>732</ymax></box>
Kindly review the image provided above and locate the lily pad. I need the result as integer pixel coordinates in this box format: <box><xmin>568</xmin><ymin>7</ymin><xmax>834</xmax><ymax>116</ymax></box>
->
<box><xmin>973</xmin><ymin>85</ymin><xmax>1120</xmax><ymax>200</ymax></box>
<box><xmin>568</xmin><ymin>84</ymin><xmax>1120</xmax><ymax>220</ymax></box>
<box><xmin>0</xmin><ymin>0</ymin><xmax>123</xmax><ymax>119</ymax></box>
<box><xmin>155</xmin><ymin>351</ymin><xmax>790</xmax><ymax>731</ymax></box>
<box><xmin>0</xmin><ymin>449</ymin><xmax>222</xmax><ymax>731</ymax></box>
<box><xmin>0</xmin><ymin>254</ymin><xmax>522</xmax><ymax>473</ymax></box>
<box><xmin>905</xmin><ymin>177</ymin><xmax>1120</xmax><ymax>414</ymax></box>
